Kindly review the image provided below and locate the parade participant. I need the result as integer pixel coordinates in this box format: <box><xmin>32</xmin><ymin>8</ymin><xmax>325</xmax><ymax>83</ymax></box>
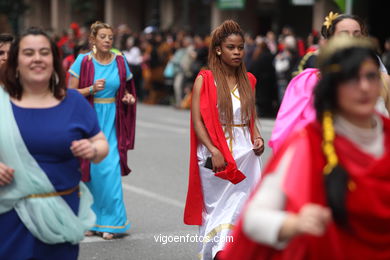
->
<box><xmin>184</xmin><ymin>20</ymin><xmax>264</xmax><ymax>260</ymax></box>
<box><xmin>0</xmin><ymin>33</ymin><xmax>13</xmax><ymax>68</ymax></box>
<box><xmin>220</xmin><ymin>35</ymin><xmax>390</xmax><ymax>260</ymax></box>
<box><xmin>269</xmin><ymin>12</ymin><xmax>389</xmax><ymax>153</ymax></box>
<box><xmin>69</xmin><ymin>21</ymin><xmax>136</xmax><ymax>240</ymax></box>
<box><xmin>0</xmin><ymin>27</ymin><xmax>108</xmax><ymax>259</ymax></box>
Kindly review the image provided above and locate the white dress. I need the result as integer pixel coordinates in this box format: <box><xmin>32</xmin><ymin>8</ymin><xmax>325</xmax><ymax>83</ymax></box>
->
<box><xmin>197</xmin><ymin>86</ymin><xmax>262</xmax><ymax>259</ymax></box>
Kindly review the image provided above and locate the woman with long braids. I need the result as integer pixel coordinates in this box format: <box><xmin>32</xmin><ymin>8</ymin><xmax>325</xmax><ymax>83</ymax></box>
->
<box><xmin>269</xmin><ymin>12</ymin><xmax>389</xmax><ymax>153</ymax></box>
<box><xmin>184</xmin><ymin>20</ymin><xmax>264</xmax><ymax>259</ymax></box>
<box><xmin>220</xmin><ymin>35</ymin><xmax>390</xmax><ymax>259</ymax></box>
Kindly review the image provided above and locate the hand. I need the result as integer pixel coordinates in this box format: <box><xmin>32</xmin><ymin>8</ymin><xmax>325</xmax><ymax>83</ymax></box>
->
<box><xmin>70</xmin><ymin>139</ymin><xmax>97</xmax><ymax>161</ymax></box>
<box><xmin>253</xmin><ymin>137</ymin><xmax>264</xmax><ymax>156</ymax></box>
<box><xmin>93</xmin><ymin>79</ymin><xmax>105</xmax><ymax>93</ymax></box>
<box><xmin>295</xmin><ymin>204</ymin><xmax>332</xmax><ymax>236</ymax></box>
<box><xmin>122</xmin><ymin>93</ymin><xmax>136</xmax><ymax>104</ymax></box>
<box><xmin>210</xmin><ymin>149</ymin><xmax>226</xmax><ymax>173</ymax></box>
<box><xmin>0</xmin><ymin>162</ymin><xmax>14</xmax><ymax>186</ymax></box>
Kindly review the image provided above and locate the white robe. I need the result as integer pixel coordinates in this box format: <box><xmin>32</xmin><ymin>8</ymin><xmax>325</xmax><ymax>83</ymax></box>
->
<box><xmin>197</xmin><ymin>86</ymin><xmax>262</xmax><ymax>259</ymax></box>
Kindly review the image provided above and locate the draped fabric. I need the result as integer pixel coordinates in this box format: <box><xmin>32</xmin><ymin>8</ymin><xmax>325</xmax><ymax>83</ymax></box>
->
<box><xmin>221</xmin><ymin>116</ymin><xmax>390</xmax><ymax>260</ymax></box>
<box><xmin>0</xmin><ymin>87</ymin><xmax>95</xmax><ymax>244</ymax></box>
<box><xmin>184</xmin><ymin>70</ymin><xmax>257</xmax><ymax>225</ymax></box>
<box><xmin>269</xmin><ymin>68</ymin><xmax>319</xmax><ymax>153</ymax></box>
<box><xmin>78</xmin><ymin>54</ymin><xmax>136</xmax><ymax>182</ymax></box>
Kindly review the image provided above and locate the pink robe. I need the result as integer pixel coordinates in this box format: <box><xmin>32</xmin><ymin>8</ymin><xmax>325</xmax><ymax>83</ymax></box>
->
<box><xmin>269</xmin><ymin>68</ymin><xmax>320</xmax><ymax>153</ymax></box>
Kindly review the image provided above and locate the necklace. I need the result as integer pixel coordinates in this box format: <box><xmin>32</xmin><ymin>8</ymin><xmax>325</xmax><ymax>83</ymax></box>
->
<box><xmin>93</xmin><ymin>52</ymin><xmax>113</xmax><ymax>64</ymax></box>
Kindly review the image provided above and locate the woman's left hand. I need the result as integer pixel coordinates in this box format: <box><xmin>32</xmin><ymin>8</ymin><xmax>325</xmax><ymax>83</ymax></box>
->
<box><xmin>122</xmin><ymin>93</ymin><xmax>136</xmax><ymax>105</ymax></box>
<box><xmin>253</xmin><ymin>137</ymin><xmax>265</xmax><ymax>156</ymax></box>
<box><xmin>70</xmin><ymin>139</ymin><xmax>97</xmax><ymax>161</ymax></box>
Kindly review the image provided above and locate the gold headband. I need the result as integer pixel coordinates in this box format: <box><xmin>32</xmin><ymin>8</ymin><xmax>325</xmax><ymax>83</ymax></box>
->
<box><xmin>317</xmin><ymin>35</ymin><xmax>375</xmax><ymax>70</ymax></box>
<box><xmin>323</xmin><ymin>11</ymin><xmax>339</xmax><ymax>30</ymax></box>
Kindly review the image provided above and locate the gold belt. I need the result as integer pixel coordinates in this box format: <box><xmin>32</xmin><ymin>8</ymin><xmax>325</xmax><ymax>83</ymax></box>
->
<box><xmin>94</xmin><ymin>97</ymin><xmax>115</xmax><ymax>103</ymax></box>
<box><xmin>25</xmin><ymin>185</ymin><xmax>79</xmax><ymax>199</ymax></box>
<box><xmin>222</xmin><ymin>124</ymin><xmax>248</xmax><ymax>127</ymax></box>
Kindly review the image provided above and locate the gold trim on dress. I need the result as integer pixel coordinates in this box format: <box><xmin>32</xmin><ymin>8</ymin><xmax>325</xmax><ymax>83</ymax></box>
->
<box><xmin>68</xmin><ymin>69</ymin><xmax>79</xmax><ymax>79</ymax></box>
<box><xmin>203</xmin><ymin>223</ymin><xmax>235</xmax><ymax>244</ymax></box>
<box><xmin>94</xmin><ymin>97</ymin><xmax>116</xmax><ymax>103</ymax></box>
<box><xmin>231</xmin><ymin>89</ymin><xmax>240</xmax><ymax>101</ymax></box>
<box><xmin>231</xmin><ymin>84</ymin><xmax>238</xmax><ymax>93</ymax></box>
<box><xmin>222</xmin><ymin>123</ymin><xmax>248</xmax><ymax>127</ymax></box>
<box><xmin>94</xmin><ymin>220</ymin><xmax>129</xmax><ymax>229</ymax></box>
<box><xmin>25</xmin><ymin>185</ymin><xmax>79</xmax><ymax>199</ymax></box>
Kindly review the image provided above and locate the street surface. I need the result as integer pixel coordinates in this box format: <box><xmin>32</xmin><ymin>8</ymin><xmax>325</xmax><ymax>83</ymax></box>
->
<box><xmin>79</xmin><ymin>103</ymin><xmax>275</xmax><ymax>260</ymax></box>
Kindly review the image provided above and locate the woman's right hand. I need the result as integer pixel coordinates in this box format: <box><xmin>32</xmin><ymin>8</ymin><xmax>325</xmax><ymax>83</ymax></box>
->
<box><xmin>210</xmin><ymin>149</ymin><xmax>226</xmax><ymax>173</ymax></box>
<box><xmin>93</xmin><ymin>79</ymin><xmax>105</xmax><ymax>93</ymax></box>
<box><xmin>278</xmin><ymin>203</ymin><xmax>331</xmax><ymax>242</ymax></box>
<box><xmin>0</xmin><ymin>162</ymin><xmax>14</xmax><ymax>186</ymax></box>
<box><xmin>295</xmin><ymin>204</ymin><xmax>332</xmax><ymax>236</ymax></box>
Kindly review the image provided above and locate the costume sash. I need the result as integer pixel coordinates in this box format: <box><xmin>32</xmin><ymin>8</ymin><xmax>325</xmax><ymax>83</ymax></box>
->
<box><xmin>0</xmin><ymin>87</ymin><xmax>96</xmax><ymax>244</ymax></box>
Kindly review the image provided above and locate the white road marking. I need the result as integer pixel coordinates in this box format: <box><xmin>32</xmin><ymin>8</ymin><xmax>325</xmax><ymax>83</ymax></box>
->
<box><xmin>137</xmin><ymin>120</ymin><xmax>188</xmax><ymax>134</ymax></box>
<box><xmin>123</xmin><ymin>183</ymin><xmax>184</xmax><ymax>209</ymax></box>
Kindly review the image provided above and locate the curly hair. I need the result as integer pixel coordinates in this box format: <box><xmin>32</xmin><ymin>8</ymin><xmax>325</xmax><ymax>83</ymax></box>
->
<box><xmin>90</xmin><ymin>21</ymin><xmax>113</xmax><ymax>39</ymax></box>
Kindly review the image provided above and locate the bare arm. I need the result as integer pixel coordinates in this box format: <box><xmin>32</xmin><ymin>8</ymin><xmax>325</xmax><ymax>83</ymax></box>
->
<box><xmin>70</xmin><ymin>131</ymin><xmax>109</xmax><ymax>163</ymax></box>
<box><xmin>244</xmin><ymin>146</ymin><xmax>331</xmax><ymax>248</ymax></box>
<box><xmin>252</xmin><ymin>124</ymin><xmax>265</xmax><ymax>156</ymax></box>
<box><xmin>69</xmin><ymin>76</ymin><xmax>105</xmax><ymax>97</ymax></box>
<box><xmin>191</xmin><ymin>75</ymin><xmax>226</xmax><ymax>172</ymax></box>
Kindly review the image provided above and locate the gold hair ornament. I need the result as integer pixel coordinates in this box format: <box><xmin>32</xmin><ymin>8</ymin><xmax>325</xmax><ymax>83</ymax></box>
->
<box><xmin>322</xmin><ymin>110</ymin><xmax>338</xmax><ymax>175</ymax></box>
<box><xmin>324</xmin><ymin>64</ymin><xmax>342</xmax><ymax>73</ymax></box>
<box><xmin>323</xmin><ymin>11</ymin><xmax>339</xmax><ymax>30</ymax></box>
<box><xmin>317</xmin><ymin>35</ymin><xmax>375</xmax><ymax>72</ymax></box>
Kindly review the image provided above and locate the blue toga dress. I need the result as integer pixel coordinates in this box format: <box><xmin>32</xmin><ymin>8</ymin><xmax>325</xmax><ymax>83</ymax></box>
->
<box><xmin>69</xmin><ymin>52</ymin><xmax>132</xmax><ymax>233</ymax></box>
<box><xmin>0</xmin><ymin>89</ymin><xmax>100</xmax><ymax>259</ymax></box>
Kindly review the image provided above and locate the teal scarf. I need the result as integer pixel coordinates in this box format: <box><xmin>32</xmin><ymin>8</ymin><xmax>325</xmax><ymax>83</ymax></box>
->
<box><xmin>0</xmin><ymin>87</ymin><xmax>95</xmax><ymax>244</ymax></box>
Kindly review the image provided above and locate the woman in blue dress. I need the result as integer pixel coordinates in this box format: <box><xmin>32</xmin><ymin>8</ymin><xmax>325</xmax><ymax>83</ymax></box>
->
<box><xmin>69</xmin><ymin>21</ymin><xmax>136</xmax><ymax>240</ymax></box>
<box><xmin>0</xmin><ymin>27</ymin><xmax>108</xmax><ymax>259</ymax></box>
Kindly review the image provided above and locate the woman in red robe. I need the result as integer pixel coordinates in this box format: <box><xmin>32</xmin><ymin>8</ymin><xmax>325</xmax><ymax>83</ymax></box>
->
<box><xmin>220</xmin><ymin>35</ymin><xmax>390</xmax><ymax>260</ymax></box>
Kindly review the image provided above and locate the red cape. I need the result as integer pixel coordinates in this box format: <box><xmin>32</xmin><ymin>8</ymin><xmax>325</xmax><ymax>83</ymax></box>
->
<box><xmin>183</xmin><ymin>70</ymin><xmax>257</xmax><ymax>225</ymax></box>
<box><xmin>78</xmin><ymin>54</ymin><xmax>137</xmax><ymax>182</ymax></box>
<box><xmin>221</xmin><ymin>116</ymin><xmax>390</xmax><ymax>260</ymax></box>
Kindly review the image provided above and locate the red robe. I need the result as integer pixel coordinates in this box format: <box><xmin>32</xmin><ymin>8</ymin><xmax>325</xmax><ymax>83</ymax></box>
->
<box><xmin>78</xmin><ymin>54</ymin><xmax>137</xmax><ymax>182</ymax></box>
<box><xmin>220</xmin><ymin>116</ymin><xmax>390</xmax><ymax>260</ymax></box>
<box><xmin>184</xmin><ymin>70</ymin><xmax>257</xmax><ymax>225</ymax></box>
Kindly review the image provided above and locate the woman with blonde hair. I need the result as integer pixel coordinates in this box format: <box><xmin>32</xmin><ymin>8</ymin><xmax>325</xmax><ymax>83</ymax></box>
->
<box><xmin>184</xmin><ymin>20</ymin><xmax>264</xmax><ymax>259</ymax></box>
<box><xmin>69</xmin><ymin>21</ymin><xmax>136</xmax><ymax>240</ymax></box>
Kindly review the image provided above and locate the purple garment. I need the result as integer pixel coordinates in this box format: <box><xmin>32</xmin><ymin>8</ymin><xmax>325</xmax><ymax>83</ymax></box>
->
<box><xmin>78</xmin><ymin>54</ymin><xmax>136</xmax><ymax>181</ymax></box>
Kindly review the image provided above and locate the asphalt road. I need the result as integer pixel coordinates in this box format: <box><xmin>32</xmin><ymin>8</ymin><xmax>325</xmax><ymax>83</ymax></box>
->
<box><xmin>79</xmin><ymin>103</ymin><xmax>275</xmax><ymax>260</ymax></box>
